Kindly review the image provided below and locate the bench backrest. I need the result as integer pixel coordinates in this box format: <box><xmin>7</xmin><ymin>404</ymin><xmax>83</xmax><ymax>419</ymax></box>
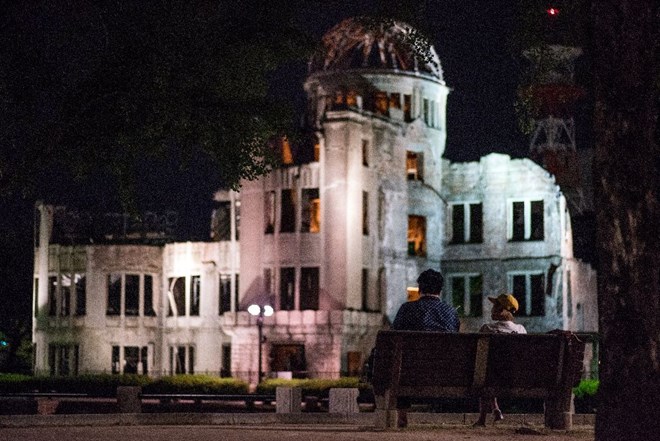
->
<box><xmin>372</xmin><ymin>331</ymin><xmax>585</xmax><ymax>399</ymax></box>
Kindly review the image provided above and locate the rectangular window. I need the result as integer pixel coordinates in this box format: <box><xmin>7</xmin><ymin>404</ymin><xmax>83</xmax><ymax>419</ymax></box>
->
<box><xmin>265</xmin><ymin>191</ymin><xmax>276</xmax><ymax>234</ymax></box>
<box><xmin>389</xmin><ymin>93</ymin><xmax>401</xmax><ymax>109</ymax></box>
<box><xmin>60</xmin><ymin>275</ymin><xmax>71</xmax><ymax>317</ymax></box>
<box><xmin>374</xmin><ymin>91</ymin><xmax>388</xmax><ymax>115</ymax></box>
<box><xmin>168</xmin><ymin>277</ymin><xmax>185</xmax><ymax>316</ymax></box>
<box><xmin>301</xmin><ymin>189</ymin><xmax>320</xmax><ymax>233</ymax></box>
<box><xmin>124</xmin><ymin>346</ymin><xmax>140</xmax><ymax>374</ymax></box>
<box><xmin>48</xmin><ymin>276</ymin><xmax>57</xmax><ymax>316</ymax></box>
<box><xmin>190</xmin><ymin>275</ymin><xmax>201</xmax><ymax>316</ymax></box>
<box><xmin>280</xmin><ymin>267</ymin><xmax>295</xmax><ymax>311</ymax></box>
<box><xmin>361</xmin><ymin>268</ymin><xmax>369</xmax><ymax>311</ymax></box>
<box><xmin>221</xmin><ymin>343</ymin><xmax>232</xmax><ymax>378</ymax></box>
<box><xmin>170</xmin><ymin>345</ymin><xmax>194</xmax><ymax>375</ymax></box>
<box><xmin>141</xmin><ymin>346</ymin><xmax>149</xmax><ymax>375</ymax></box>
<box><xmin>423</xmin><ymin>98</ymin><xmax>429</xmax><ymax>124</ymax></box>
<box><xmin>112</xmin><ymin>345</ymin><xmax>120</xmax><ymax>374</ymax></box>
<box><xmin>407</xmin><ymin>215</ymin><xmax>427</xmax><ymax>257</ymax></box>
<box><xmin>33</xmin><ymin>277</ymin><xmax>39</xmax><ymax>317</ymax></box>
<box><xmin>362</xmin><ymin>139</ymin><xmax>369</xmax><ymax>166</ymax></box>
<box><xmin>47</xmin><ymin>344</ymin><xmax>79</xmax><ymax>376</ymax></box>
<box><xmin>509</xmin><ymin>200</ymin><xmax>544</xmax><ymax>241</ymax></box>
<box><xmin>403</xmin><ymin>94</ymin><xmax>412</xmax><ymax>121</ymax></box>
<box><xmin>510</xmin><ymin>273</ymin><xmax>545</xmax><ymax>316</ymax></box>
<box><xmin>144</xmin><ymin>275</ymin><xmax>155</xmax><ymax>316</ymax></box>
<box><xmin>300</xmin><ymin>267</ymin><xmax>319</xmax><ymax>310</ymax></box>
<box><xmin>211</xmin><ymin>201</ymin><xmax>231</xmax><ymax>241</ymax></box>
<box><xmin>219</xmin><ymin>274</ymin><xmax>232</xmax><ymax>315</ymax></box>
<box><xmin>107</xmin><ymin>274</ymin><xmax>121</xmax><ymax>316</ymax></box>
<box><xmin>75</xmin><ymin>274</ymin><xmax>86</xmax><ymax>316</ymax></box>
<box><xmin>406</xmin><ymin>151</ymin><xmax>423</xmax><ymax>181</ymax></box>
<box><xmin>450</xmin><ymin>274</ymin><xmax>483</xmax><ymax>317</ymax></box>
<box><xmin>280</xmin><ymin>189</ymin><xmax>296</xmax><ymax>233</ymax></box>
<box><xmin>451</xmin><ymin>202</ymin><xmax>483</xmax><ymax>243</ymax></box>
<box><xmin>362</xmin><ymin>191</ymin><xmax>369</xmax><ymax>236</ymax></box>
<box><xmin>124</xmin><ymin>274</ymin><xmax>140</xmax><ymax>316</ymax></box>
<box><xmin>566</xmin><ymin>270</ymin><xmax>573</xmax><ymax>318</ymax></box>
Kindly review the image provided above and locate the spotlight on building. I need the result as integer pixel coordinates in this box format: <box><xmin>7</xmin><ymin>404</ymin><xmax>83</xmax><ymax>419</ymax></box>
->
<box><xmin>248</xmin><ymin>304</ymin><xmax>273</xmax><ymax>383</ymax></box>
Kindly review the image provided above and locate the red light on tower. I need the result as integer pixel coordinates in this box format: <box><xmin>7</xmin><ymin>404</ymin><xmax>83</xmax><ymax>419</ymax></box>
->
<box><xmin>547</xmin><ymin>8</ymin><xmax>560</xmax><ymax>16</ymax></box>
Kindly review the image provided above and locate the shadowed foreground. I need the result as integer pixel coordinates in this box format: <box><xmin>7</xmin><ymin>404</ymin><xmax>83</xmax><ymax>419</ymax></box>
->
<box><xmin>0</xmin><ymin>424</ymin><xmax>594</xmax><ymax>441</ymax></box>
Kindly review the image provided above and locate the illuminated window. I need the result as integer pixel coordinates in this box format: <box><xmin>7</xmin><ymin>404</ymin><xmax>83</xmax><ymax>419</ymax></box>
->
<box><xmin>406</xmin><ymin>151</ymin><xmax>423</xmax><ymax>181</ymax></box>
<box><xmin>300</xmin><ymin>267</ymin><xmax>319</xmax><ymax>310</ymax></box>
<box><xmin>313</xmin><ymin>141</ymin><xmax>320</xmax><ymax>162</ymax></box>
<box><xmin>301</xmin><ymin>188</ymin><xmax>320</xmax><ymax>233</ymax></box>
<box><xmin>509</xmin><ymin>272</ymin><xmax>545</xmax><ymax>316</ymax></box>
<box><xmin>449</xmin><ymin>274</ymin><xmax>483</xmax><ymax>317</ymax></box>
<box><xmin>407</xmin><ymin>215</ymin><xmax>427</xmax><ymax>257</ymax></box>
<box><xmin>404</xmin><ymin>94</ymin><xmax>412</xmax><ymax>121</ymax></box>
<box><xmin>389</xmin><ymin>93</ymin><xmax>401</xmax><ymax>109</ymax></box>
<box><xmin>451</xmin><ymin>202</ymin><xmax>483</xmax><ymax>243</ymax></box>
<box><xmin>281</xmin><ymin>137</ymin><xmax>294</xmax><ymax>165</ymax></box>
<box><xmin>374</xmin><ymin>91</ymin><xmax>388</xmax><ymax>115</ymax></box>
<box><xmin>509</xmin><ymin>200</ymin><xmax>544</xmax><ymax>241</ymax></box>
<box><xmin>346</xmin><ymin>90</ymin><xmax>358</xmax><ymax>107</ymax></box>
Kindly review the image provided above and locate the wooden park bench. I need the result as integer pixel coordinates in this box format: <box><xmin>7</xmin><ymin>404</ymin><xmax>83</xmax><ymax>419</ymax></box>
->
<box><xmin>371</xmin><ymin>330</ymin><xmax>585</xmax><ymax>430</ymax></box>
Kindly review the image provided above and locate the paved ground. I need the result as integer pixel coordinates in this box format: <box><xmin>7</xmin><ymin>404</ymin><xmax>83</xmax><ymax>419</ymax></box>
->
<box><xmin>0</xmin><ymin>424</ymin><xmax>595</xmax><ymax>441</ymax></box>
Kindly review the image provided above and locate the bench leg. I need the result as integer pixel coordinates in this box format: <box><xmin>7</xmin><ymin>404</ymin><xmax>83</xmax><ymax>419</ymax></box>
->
<box><xmin>374</xmin><ymin>394</ymin><xmax>398</xmax><ymax>429</ymax></box>
<box><xmin>544</xmin><ymin>392</ymin><xmax>574</xmax><ymax>430</ymax></box>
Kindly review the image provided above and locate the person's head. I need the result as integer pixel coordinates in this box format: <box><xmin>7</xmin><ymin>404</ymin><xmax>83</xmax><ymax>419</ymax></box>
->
<box><xmin>488</xmin><ymin>293</ymin><xmax>519</xmax><ymax>321</ymax></box>
<box><xmin>417</xmin><ymin>269</ymin><xmax>444</xmax><ymax>296</ymax></box>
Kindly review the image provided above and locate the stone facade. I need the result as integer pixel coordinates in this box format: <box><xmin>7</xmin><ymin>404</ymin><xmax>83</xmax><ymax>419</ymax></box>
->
<box><xmin>32</xmin><ymin>18</ymin><xmax>598</xmax><ymax>382</ymax></box>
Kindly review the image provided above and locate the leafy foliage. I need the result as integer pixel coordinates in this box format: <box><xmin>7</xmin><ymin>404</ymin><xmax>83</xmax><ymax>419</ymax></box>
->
<box><xmin>256</xmin><ymin>376</ymin><xmax>368</xmax><ymax>397</ymax></box>
<box><xmin>144</xmin><ymin>374</ymin><xmax>249</xmax><ymax>394</ymax></box>
<box><xmin>0</xmin><ymin>0</ymin><xmax>312</xmax><ymax>209</ymax></box>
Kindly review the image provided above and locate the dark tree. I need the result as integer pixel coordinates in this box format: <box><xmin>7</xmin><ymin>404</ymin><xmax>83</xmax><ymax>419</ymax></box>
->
<box><xmin>592</xmin><ymin>1</ymin><xmax>660</xmax><ymax>440</ymax></box>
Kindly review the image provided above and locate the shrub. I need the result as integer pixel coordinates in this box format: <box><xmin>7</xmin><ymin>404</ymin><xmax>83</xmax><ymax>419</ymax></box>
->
<box><xmin>143</xmin><ymin>375</ymin><xmax>249</xmax><ymax>394</ymax></box>
<box><xmin>573</xmin><ymin>379</ymin><xmax>599</xmax><ymax>413</ymax></box>
<box><xmin>256</xmin><ymin>377</ymin><xmax>368</xmax><ymax>397</ymax></box>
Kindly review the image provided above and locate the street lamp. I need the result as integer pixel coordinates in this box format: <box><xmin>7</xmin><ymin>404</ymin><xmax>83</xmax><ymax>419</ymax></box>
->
<box><xmin>247</xmin><ymin>303</ymin><xmax>273</xmax><ymax>383</ymax></box>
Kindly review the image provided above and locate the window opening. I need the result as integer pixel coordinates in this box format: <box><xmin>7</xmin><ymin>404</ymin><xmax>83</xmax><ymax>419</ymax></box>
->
<box><xmin>451</xmin><ymin>203</ymin><xmax>483</xmax><ymax>243</ymax></box>
<box><xmin>407</xmin><ymin>215</ymin><xmax>427</xmax><ymax>257</ymax></box>
<box><xmin>280</xmin><ymin>267</ymin><xmax>295</xmax><ymax>311</ymax></box>
<box><xmin>362</xmin><ymin>191</ymin><xmax>369</xmax><ymax>236</ymax></box>
<box><xmin>301</xmin><ymin>188</ymin><xmax>320</xmax><ymax>233</ymax></box>
<box><xmin>280</xmin><ymin>189</ymin><xmax>296</xmax><ymax>233</ymax></box>
<box><xmin>299</xmin><ymin>267</ymin><xmax>319</xmax><ymax>310</ymax></box>
<box><xmin>190</xmin><ymin>275</ymin><xmax>201</xmax><ymax>316</ymax></box>
<box><xmin>406</xmin><ymin>151</ymin><xmax>423</xmax><ymax>181</ymax></box>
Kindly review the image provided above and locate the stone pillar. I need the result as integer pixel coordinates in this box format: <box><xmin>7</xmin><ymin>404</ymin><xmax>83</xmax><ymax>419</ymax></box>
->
<box><xmin>328</xmin><ymin>388</ymin><xmax>359</xmax><ymax>413</ymax></box>
<box><xmin>116</xmin><ymin>386</ymin><xmax>142</xmax><ymax>413</ymax></box>
<box><xmin>276</xmin><ymin>387</ymin><xmax>302</xmax><ymax>414</ymax></box>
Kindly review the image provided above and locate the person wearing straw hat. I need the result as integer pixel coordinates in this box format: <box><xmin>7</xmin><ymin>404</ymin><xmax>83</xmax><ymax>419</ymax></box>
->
<box><xmin>473</xmin><ymin>293</ymin><xmax>527</xmax><ymax>426</ymax></box>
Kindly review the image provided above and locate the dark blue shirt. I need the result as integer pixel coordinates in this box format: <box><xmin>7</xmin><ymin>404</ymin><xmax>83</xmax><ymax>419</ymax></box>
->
<box><xmin>391</xmin><ymin>295</ymin><xmax>460</xmax><ymax>332</ymax></box>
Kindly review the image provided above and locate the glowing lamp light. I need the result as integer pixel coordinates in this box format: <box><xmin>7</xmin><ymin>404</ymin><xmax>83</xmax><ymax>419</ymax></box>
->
<box><xmin>248</xmin><ymin>304</ymin><xmax>273</xmax><ymax>317</ymax></box>
<box><xmin>547</xmin><ymin>8</ymin><xmax>559</xmax><ymax>16</ymax></box>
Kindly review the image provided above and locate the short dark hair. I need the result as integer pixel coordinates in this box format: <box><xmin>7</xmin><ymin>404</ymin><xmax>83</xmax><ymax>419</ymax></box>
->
<box><xmin>417</xmin><ymin>269</ymin><xmax>444</xmax><ymax>295</ymax></box>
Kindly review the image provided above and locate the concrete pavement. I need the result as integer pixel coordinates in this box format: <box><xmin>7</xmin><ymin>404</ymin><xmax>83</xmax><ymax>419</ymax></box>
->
<box><xmin>0</xmin><ymin>412</ymin><xmax>595</xmax><ymax>441</ymax></box>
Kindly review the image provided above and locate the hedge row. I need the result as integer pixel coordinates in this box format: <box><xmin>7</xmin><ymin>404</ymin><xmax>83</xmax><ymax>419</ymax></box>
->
<box><xmin>0</xmin><ymin>373</ymin><xmax>248</xmax><ymax>395</ymax></box>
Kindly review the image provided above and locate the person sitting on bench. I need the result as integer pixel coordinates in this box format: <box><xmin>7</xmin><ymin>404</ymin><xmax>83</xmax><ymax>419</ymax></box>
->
<box><xmin>473</xmin><ymin>293</ymin><xmax>527</xmax><ymax>427</ymax></box>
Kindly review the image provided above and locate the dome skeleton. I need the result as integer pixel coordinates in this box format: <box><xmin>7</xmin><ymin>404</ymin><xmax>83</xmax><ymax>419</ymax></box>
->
<box><xmin>311</xmin><ymin>18</ymin><xmax>443</xmax><ymax>81</ymax></box>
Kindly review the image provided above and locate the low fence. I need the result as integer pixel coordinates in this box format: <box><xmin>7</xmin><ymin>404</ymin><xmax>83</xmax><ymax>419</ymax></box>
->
<box><xmin>0</xmin><ymin>387</ymin><xmax>361</xmax><ymax>416</ymax></box>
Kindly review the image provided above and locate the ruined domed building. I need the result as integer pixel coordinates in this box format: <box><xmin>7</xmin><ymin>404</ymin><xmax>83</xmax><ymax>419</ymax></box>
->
<box><xmin>32</xmin><ymin>18</ymin><xmax>598</xmax><ymax>382</ymax></box>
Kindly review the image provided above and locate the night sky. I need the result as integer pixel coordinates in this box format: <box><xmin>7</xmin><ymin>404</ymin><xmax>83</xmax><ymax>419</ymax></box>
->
<box><xmin>0</xmin><ymin>1</ymin><xmax>532</xmax><ymax>327</ymax></box>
